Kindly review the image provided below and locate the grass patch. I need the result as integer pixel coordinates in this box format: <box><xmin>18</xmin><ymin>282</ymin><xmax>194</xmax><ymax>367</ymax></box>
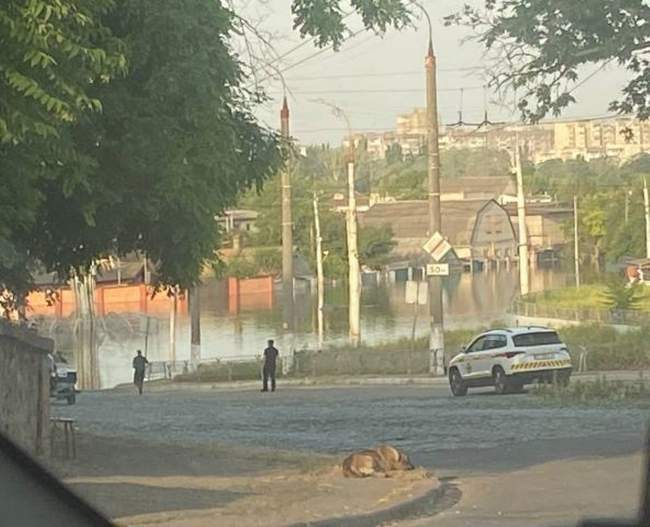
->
<box><xmin>527</xmin><ymin>285</ymin><xmax>607</xmax><ymax>310</ymax></box>
<box><xmin>532</xmin><ymin>374</ymin><xmax>650</xmax><ymax>403</ymax></box>
<box><xmin>523</xmin><ymin>284</ymin><xmax>650</xmax><ymax>311</ymax></box>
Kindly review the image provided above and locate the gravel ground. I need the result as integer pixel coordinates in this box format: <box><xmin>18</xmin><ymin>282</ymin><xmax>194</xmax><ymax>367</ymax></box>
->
<box><xmin>52</xmin><ymin>384</ymin><xmax>649</xmax><ymax>473</ymax></box>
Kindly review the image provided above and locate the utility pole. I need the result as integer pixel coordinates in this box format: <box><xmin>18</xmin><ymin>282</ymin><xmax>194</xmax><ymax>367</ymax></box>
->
<box><xmin>189</xmin><ymin>285</ymin><xmax>201</xmax><ymax>367</ymax></box>
<box><xmin>169</xmin><ymin>287</ymin><xmax>177</xmax><ymax>369</ymax></box>
<box><xmin>643</xmin><ymin>176</ymin><xmax>650</xmax><ymax>258</ymax></box>
<box><xmin>313</xmin><ymin>192</ymin><xmax>325</xmax><ymax>350</ymax></box>
<box><xmin>312</xmin><ymin>98</ymin><xmax>360</xmax><ymax>346</ymax></box>
<box><xmin>426</xmin><ymin>36</ymin><xmax>444</xmax><ymax>376</ymax></box>
<box><xmin>347</xmin><ymin>156</ymin><xmax>361</xmax><ymax>346</ymax></box>
<box><xmin>514</xmin><ymin>134</ymin><xmax>530</xmax><ymax>296</ymax></box>
<box><xmin>280</xmin><ymin>97</ymin><xmax>294</xmax><ymax>333</ymax></box>
<box><xmin>72</xmin><ymin>266</ymin><xmax>98</xmax><ymax>390</ymax></box>
<box><xmin>573</xmin><ymin>195</ymin><xmax>581</xmax><ymax>288</ymax></box>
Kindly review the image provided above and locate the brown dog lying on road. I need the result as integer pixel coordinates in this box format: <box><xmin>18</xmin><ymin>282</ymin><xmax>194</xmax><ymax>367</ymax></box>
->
<box><xmin>342</xmin><ymin>445</ymin><xmax>414</xmax><ymax>478</ymax></box>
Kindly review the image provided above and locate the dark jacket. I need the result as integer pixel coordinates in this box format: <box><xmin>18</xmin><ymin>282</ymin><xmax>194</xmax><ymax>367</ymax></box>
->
<box><xmin>133</xmin><ymin>355</ymin><xmax>149</xmax><ymax>373</ymax></box>
<box><xmin>263</xmin><ymin>346</ymin><xmax>279</xmax><ymax>369</ymax></box>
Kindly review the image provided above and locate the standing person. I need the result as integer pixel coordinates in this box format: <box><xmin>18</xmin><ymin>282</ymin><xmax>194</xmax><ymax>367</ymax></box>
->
<box><xmin>262</xmin><ymin>339</ymin><xmax>279</xmax><ymax>392</ymax></box>
<box><xmin>132</xmin><ymin>350</ymin><xmax>149</xmax><ymax>395</ymax></box>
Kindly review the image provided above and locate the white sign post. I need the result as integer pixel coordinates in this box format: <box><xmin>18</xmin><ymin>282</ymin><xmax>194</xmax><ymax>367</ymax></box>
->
<box><xmin>405</xmin><ymin>280</ymin><xmax>429</xmax><ymax>305</ymax></box>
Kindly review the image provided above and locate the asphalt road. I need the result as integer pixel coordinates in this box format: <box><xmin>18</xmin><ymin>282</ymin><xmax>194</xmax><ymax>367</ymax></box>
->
<box><xmin>53</xmin><ymin>383</ymin><xmax>648</xmax><ymax>474</ymax></box>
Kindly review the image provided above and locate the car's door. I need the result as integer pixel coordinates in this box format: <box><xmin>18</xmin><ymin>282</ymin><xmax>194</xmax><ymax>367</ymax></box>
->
<box><xmin>474</xmin><ymin>334</ymin><xmax>508</xmax><ymax>377</ymax></box>
<box><xmin>462</xmin><ymin>335</ymin><xmax>487</xmax><ymax>379</ymax></box>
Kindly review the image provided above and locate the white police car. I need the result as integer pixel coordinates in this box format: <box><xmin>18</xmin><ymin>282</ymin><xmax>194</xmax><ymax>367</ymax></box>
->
<box><xmin>448</xmin><ymin>326</ymin><xmax>572</xmax><ymax>396</ymax></box>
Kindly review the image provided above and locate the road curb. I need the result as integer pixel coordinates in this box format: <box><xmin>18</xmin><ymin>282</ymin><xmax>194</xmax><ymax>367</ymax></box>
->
<box><xmin>111</xmin><ymin>376</ymin><xmax>449</xmax><ymax>392</ymax></box>
<box><xmin>284</xmin><ymin>479</ymin><xmax>460</xmax><ymax>527</ymax></box>
<box><xmin>109</xmin><ymin>370</ymin><xmax>650</xmax><ymax>394</ymax></box>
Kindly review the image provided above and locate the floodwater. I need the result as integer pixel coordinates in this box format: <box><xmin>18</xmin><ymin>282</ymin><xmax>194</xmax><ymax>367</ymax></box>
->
<box><xmin>41</xmin><ymin>267</ymin><xmax>569</xmax><ymax>388</ymax></box>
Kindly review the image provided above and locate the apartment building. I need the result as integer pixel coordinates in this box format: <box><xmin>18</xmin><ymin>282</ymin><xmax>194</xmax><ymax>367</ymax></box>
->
<box><xmin>347</xmin><ymin>110</ymin><xmax>650</xmax><ymax>164</ymax></box>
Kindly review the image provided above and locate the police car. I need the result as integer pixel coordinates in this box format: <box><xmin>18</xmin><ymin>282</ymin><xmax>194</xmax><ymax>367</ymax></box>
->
<box><xmin>448</xmin><ymin>326</ymin><xmax>572</xmax><ymax>396</ymax></box>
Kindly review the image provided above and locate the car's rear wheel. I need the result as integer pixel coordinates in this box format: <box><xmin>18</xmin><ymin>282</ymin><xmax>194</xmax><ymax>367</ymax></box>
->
<box><xmin>493</xmin><ymin>366</ymin><xmax>510</xmax><ymax>395</ymax></box>
<box><xmin>554</xmin><ymin>370</ymin><xmax>571</xmax><ymax>387</ymax></box>
<box><xmin>449</xmin><ymin>368</ymin><xmax>468</xmax><ymax>396</ymax></box>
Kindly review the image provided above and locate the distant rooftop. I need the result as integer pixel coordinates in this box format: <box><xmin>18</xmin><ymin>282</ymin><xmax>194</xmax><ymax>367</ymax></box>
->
<box><xmin>358</xmin><ymin>199</ymin><xmax>495</xmax><ymax>247</ymax></box>
<box><xmin>440</xmin><ymin>176</ymin><xmax>516</xmax><ymax>196</ymax></box>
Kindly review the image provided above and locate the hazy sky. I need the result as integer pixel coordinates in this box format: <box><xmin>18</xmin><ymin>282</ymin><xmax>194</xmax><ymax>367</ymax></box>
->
<box><xmin>240</xmin><ymin>0</ymin><xmax>632</xmax><ymax>145</ymax></box>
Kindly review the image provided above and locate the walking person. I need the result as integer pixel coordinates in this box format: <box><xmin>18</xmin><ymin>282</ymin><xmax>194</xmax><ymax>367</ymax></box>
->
<box><xmin>132</xmin><ymin>349</ymin><xmax>149</xmax><ymax>395</ymax></box>
<box><xmin>261</xmin><ymin>339</ymin><xmax>279</xmax><ymax>392</ymax></box>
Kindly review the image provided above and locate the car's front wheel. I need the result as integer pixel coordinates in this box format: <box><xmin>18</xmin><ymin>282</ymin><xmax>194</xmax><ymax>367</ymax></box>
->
<box><xmin>449</xmin><ymin>368</ymin><xmax>468</xmax><ymax>396</ymax></box>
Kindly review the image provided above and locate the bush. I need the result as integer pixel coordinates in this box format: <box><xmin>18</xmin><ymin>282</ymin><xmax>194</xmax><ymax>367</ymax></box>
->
<box><xmin>225</xmin><ymin>256</ymin><xmax>258</xmax><ymax>279</ymax></box>
<box><xmin>174</xmin><ymin>359</ymin><xmax>271</xmax><ymax>383</ymax></box>
<box><xmin>253</xmin><ymin>248</ymin><xmax>281</xmax><ymax>276</ymax></box>
<box><xmin>601</xmin><ymin>277</ymin><xmax>643</xmax><ymax>311</ymax></box>
<box><xmin>558</xmin><ymin>324</ymin><xmax>650</xmax><ymax>370</ymax></box>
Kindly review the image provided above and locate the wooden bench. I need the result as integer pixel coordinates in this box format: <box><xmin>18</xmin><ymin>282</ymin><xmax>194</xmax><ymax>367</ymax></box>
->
<box><xmin>50</xmin><ymin>417</ymin><xmax>76</xmax><ymax>459</ymax></box>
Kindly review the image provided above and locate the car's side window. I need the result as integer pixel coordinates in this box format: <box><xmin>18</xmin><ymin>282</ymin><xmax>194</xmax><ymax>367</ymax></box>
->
<box><xmin>466</xmin><ymin>336</ymin><xmax>486</xmax><ymax>353</ymax></box>
<box><xmin>478</xmin><ymin>335</ymin><xmax>507</xmax><ymax>351</ymax></box>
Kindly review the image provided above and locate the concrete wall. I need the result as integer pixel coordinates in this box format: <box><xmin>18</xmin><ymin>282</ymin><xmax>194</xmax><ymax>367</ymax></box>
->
<box><xmin>0</xmin><ymin>322</ymin><xmax>52</xmax><ymax>456</ymax></box>
<box><xmin>27</xmin><ymin>284</ymin><xmax>187</xmax><ymax>317</ymax></box>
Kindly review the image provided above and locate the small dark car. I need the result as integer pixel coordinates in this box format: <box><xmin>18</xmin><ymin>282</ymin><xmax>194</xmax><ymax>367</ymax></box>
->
<box><xmin>48</xmin><ymin>353</ymin><xmax>78</xmax><ymax>405</ymax></box>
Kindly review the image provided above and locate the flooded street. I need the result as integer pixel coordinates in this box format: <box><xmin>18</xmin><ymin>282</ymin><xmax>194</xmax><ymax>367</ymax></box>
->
<box><xmin>40</xmin><ymin>267</ymin><xmax>570</xmax><ymax>388</ymax></box>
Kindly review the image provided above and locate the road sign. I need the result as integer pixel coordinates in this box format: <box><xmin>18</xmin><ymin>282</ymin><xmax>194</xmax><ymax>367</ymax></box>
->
<box><xmin>422</xmin><ymin>232</ymin><xmax>444</xmax><ymax>254</ymax></box>
<box><xmin>426</xmin><ymin>263</ymin><xmax>449</xmax><ymax>276</ymax></box>
<box><xmin>422</xmin><ymin>232</ymin><xmax>452</xmax><ymax>262</ymax></box>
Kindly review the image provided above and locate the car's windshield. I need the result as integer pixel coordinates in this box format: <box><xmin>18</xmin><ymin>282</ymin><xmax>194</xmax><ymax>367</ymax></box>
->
<box><xmin>2</xmin><ymin>1</ymin><xmax>649</xmax><ymax>526</ymax></box>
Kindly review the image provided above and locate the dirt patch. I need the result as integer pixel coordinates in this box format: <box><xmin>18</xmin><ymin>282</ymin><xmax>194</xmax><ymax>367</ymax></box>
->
<box><xmin>48</xmin><ymin>433</ymin><xmax>437</xmax><ymax>527</ymax></box>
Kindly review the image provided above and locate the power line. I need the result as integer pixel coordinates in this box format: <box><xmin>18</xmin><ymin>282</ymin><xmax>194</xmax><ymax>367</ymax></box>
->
<box><xmin>294</xmin><ymin>127</ymin><xmax>396</xmax><ymax>134</ymax></box>
<box><xmin>568</xmin><ymin>59</ymin><xmax>615</xmax><ymax>95</ymax></box>
<box><xmin>461</xmin><ymin>61</ymin><xmax>617</xmax><ymax>138</ymax></box>
<box><xmin>285</xmin><ymin>67</ymin><xmax>483</xmax><ymax>81</ymax></box>
<box><xmin>252</xmin><ymin>27</ymin><xmax>369</xmax><ymax>87</ymax></box>
<box><xmin>258</xmin><ymin>9</ymin><xmax>359</xmax><ymax>71</ymax></box>
<box><xmin>270</xmin><ymin>86</ymin><xmax>485</xmax><ymax>95</ymax></box>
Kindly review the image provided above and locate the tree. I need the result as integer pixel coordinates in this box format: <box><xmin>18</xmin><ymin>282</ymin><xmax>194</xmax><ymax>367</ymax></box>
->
<box><xmin>580</xmin><ymin>193</ymin><xmax>608</xmax><ymax>273</ymax></box>
<box><xmin>291</xmin><ymin>0</ymin><xmax>412</xmax><ymax>49</ymax></box>
<box><xmin>240</xmin><ymin>146</ymin><xmax>396</xmax><ymax>279</ymax></box>
<box><xmin>359</xmin><ymin>225</ymin><xmax>396</xmax><ymax>270</ymax></box>
<box><xmin>0</xmin><ymin>0</ymin><xmax>124</xmax><ymax>311</ymax></box>
<box><xmin>24</xmin><ymin>0</ymin><xmax>283</xmax><ymax>290</ymax></box>
<box><xmin>601</xmin><ymin>276</ymin><xmax>643</xmax><ymax>311</ymax></box>
<box><xmin>385</xmin><ymin>143</ymin><xmax>403</xmax><ymax>164</ymax></box>
<box><xmin>0</xmin><ymin>0</ymin><xmax>124</xmax><ymax>144</ymax></box>
<box><xmin>2</xmin><ymin>0</ymin><xmax>418</xmax><ymax>302</ymax></box>
<box><xmin>447</xmin><ymin>1</ymin><xmax>650</xmax><ymax>122</ymax></box>
<box><xmin>440</xmin><ymin>147</ymin><xmax>511</xmax><ymax>178</ymax></box>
